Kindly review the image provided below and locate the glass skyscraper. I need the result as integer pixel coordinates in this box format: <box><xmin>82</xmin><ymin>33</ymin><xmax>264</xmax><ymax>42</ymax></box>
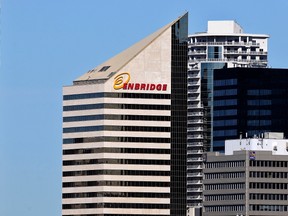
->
<box><xmin>213</xmin><ymin>67</ymin><xmax>288</xmax><ymax>151</ymax></box>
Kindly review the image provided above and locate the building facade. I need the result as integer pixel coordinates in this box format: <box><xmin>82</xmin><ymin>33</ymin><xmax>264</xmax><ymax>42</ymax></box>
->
<box><xmin>186</xmin><ymin>21</ymin><xmax>269</xmax><ymax>209</ymax></box>
<box><xmin>62</xmin><ymin>14</ymin><xmax>188</xmax><ymax>216</ymax></box>
<box><xmin>213</xmin><ymin>67</ymin><xmax>288</xmax><ymax>152</ymax></box>
<box><xmin>203</xmin><ymin>134</ymin><xmax>288</xmax><ymax>216</ymax></box>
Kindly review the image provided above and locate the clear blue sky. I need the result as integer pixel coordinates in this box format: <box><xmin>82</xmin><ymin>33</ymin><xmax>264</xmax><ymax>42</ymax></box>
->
<box><xmin>0</xmin><ymin>0</ymin><xmax>287</xmax><ymax>215</ymax></box>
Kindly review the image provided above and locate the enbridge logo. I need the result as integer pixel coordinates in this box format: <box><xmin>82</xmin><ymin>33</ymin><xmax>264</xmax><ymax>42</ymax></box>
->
<box><xmin>113</xmin><ymin>72</ymin><xmax>168</xmax><ymax>91</ymax></box>
<box><xmin>113</xmin><ymin>72</ymin><xmax>130</xmax><ymax>90</ymax></box>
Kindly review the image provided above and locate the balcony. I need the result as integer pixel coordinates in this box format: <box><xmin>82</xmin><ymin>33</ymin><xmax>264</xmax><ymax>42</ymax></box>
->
<box><xmin>187</xmin><ymin>150</ymin><xmax>203</xmax><ymax>154</ymax></box>
<box><xmin>187</xmin><ymin>142</ymin><xmax>203</xmax><ymax>147</ymax></box>
<box><xmin>187</xmin><ymin>96</ymin><xmax>200</xmax><ymax>101</ymax></box>
<box><xmin>187</xmin><ymin>188</ymin><xmax>203</xmax><ymax>192</ymax></box>
<box><xmin>188</xmin><ymin>72</ymin><xmax>200</xmax><ymax>78</ymax></box>
<box><xmin>188</xmin><ymin>50</ymin><xmax>206</xmax><ymax>55</ymax></box>
<box><xmin>187</xmin><ymin>135</ymin><xmax>203</xmax><ymax>140</ymax></box>
<box><xmin>187</xmin><ymin>165</ymin><xmax>203</xmax><ymax>169</ymax></box>
<box><xmin>224</xmin><ymin>50</ymin><xmax>267</xmax><ymax>55</ymax></box>
<box><xmin>187</xmin><ymin>180</ymin><xmax>203</xmax><ymax>185</ymax></box>
<box><xmin>190</xmin><ymin>41</ymin><xmax>260</xmax><ymax>47</ymax></box>
<box><xmin>188</xmin><ymin>81</ymin><xmax>200</xmax><ymax>85</ymax></box>
<box><xmin>187</xmin><ymin>157</ymin><xmax>203</xmax><ymax>162</ymax></box>
<box><xmin>188</xmin><ymin>120</ymin><xmax>203</xmax><ymax>124</ymax></box>
<box><xmin>188</xmin><ymin>111</ymin><xmax>203</xmax><ymax>116</ymax></box>
<box><xmin>189</xmin><ymin>172</ymin><xmax>203</xmax><ymax>177</ymax></box>
<box><xmin>188</xmin><ymin>89</ymin><xmax>200</xmax><ymax>94</ymax></box>
<box><xmin>187</xmin><ymin>127</ymin><xmax>203</xmax><ymax>132</ymax></box>
<box><xmin>187</xmin><ymin>196</ymin><xmax>203</xmax><ymax>200</ymax></box>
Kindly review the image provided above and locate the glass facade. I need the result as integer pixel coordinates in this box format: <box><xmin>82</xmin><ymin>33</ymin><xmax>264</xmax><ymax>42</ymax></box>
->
<box><xmin>200</xmin><ymin>62</ymin><xmax>226</xmax><ymax>152</ymax></box>
<box><xmin>213</xmin><ymin>68</ymin><xmax>288</xmax><ymax>152</ymax></box>
<box><xmin>170</xmin><ymin>13</ymin><xmax>188</xmax><ymax>216</ymax></box>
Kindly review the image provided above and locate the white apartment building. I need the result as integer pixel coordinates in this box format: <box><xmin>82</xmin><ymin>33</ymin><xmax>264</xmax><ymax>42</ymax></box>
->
<box><xmin>186</xmin><ymin>20</ymin><xmax>269</xmax><ymax>210</ymax></box>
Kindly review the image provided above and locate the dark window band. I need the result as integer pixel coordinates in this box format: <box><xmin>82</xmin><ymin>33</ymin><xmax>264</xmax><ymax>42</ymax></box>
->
<box><xmin>63</xmin><ymin>125</ymin><xmax>170</xmax><ymax>133</ymax></box>
<box><xmin>63</xmin><ymin>181</ymin><xmax>169</xmax><ymax>188</ymax></box>
<box><xmin>63</xmin><ymin>147</ymin><xmax>170</xmax><ymax>155</ymax></box>
<box><xmin>63</xmin><ymin>92</ymin><xmax>170</xmax><ymax>100</ymax></box>
<box><xmin>62</xmin><ymin>203</ymin><xmax>169</xmax><ymax>209</ymax></box>
<box><xmin>63</xmin><ymin>136</ymin><xmax>170</xmax><ymax>144</ymax></box>
<box><xmin>63</xmin><ymin>170</ymin><xmax>170</xmax><ymax>177</ymax></box>
<box><xmin>63</xmin><ymin>191</ymin><xmax>169</xmax><ymax>199</ymax></box>
<box><xmin>63</xmin><ymin>103</ymin><xmax>170</xmax><ymax>111</ymax></box>
<box><xmin>63</xmin><ymin>114</ymin><xmax>170</xmax><ymax>122</ymax></box>
<box><xmin>63</xmin><ymin>158</ymin><xmax>170</xmax><ymax>166</ymax></box>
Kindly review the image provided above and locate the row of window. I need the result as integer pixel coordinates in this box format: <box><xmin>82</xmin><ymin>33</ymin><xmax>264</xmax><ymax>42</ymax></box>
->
<box><xmin>214</xmin><ymin>89</ymin><xmax>237</xmax><ymax>97</ymax></box>
<box><xmin>249</xmin><ymin>204</ymin><xmax>288</xmax><ymax>212</ymax></box>
<box><xmin>250</xmin><ymin>171</ymin><xmax>288</xmax><ymax>179</ymax></box>
<box><xmin>205</xmin><ymin>183</ymin><xmax>244</xmax><ymax>190</ymax></box>
<box><xmin>213</xmin><ymin>129</ymin><xmax>237</xmax><ymax>137</ymax></box>
<box><xmin>205</xmin><ymin>172</ymin><xmax>245</xmax><ymax>180</ymax></box>
<box><xmin>247</xmin><ymin>99</ymin><xmax>272</xmax><ymax>106</ymax></box>
<box><xmin>249</xmin><ymin>160</ymin><xmax>288</xmax><ymax>167</ymax></box>
<box><xmin>213</xmin><ymin>119</ymin><xmax>237</xmax><ymax>127</ymax></box>
<box><xmin>214</xmin><ymin>79</ymin><xmax>237</xmax><ymax>87</ymax></box>
<box><xmin>247</xmin><ymin>109</ymin><xmax>271</xmax><ymax>116</ymax></box>
<box><xmin>63</xmin><ymin>170</ymin><xmax>170</xmax><ymax>177</ymax></box>
<box><xmin>247</xmin><ymin>120</ymin><xmax>271</xmax><ymax>126</ymax></box>
<box><xmin>63</xmin><ymin>92</ymin><xmax>170</xmax><ymax>100</ymax></box>
<box><xmin>63</xmin><ymin>103</ymin><xmax>170</xmax><ymax>111</ymax></box>
<box><xmin>63</xmin><ymin>181</ymin><xmax>169</xmax><ymax>188</ymax></box>
<box><xmin>63</xmin><ymin>191</ymin><xmax>169</xmax><ymax>199</ymax></box>
<box><xmin>247</xmin><ymin>89</ymin><xmax>272</xmax><ymax>96</ymax></box>
<box><xmin>63</xmin><ymin>159</ymin><xmax>170</xmax><ymax>166</ymax></box>
<box><xmin>63</xmin><ymin>203</ymin><xmax>170</xmax><ymax>209</ymax></box>
<box><xmin>214</xmin><ymin>109</ymin><xmax>237</xmax><ymax>117</ymax></box>
<box><xmin>205</xmin><ymin>205</ymin><xmax>244</xmax><ymax>212</ymax></box>
<box><xmin>250</xmin><ymin>182</ymin><xmax>288</xmax><ymax>189</ymax></box>
<box><xmin>250</xmin><ymin>193</ymin><xmax>288</xmax><ymax>200</ymax></box>
<box><xmin>63</xmin><ymin>114</ymin><xmax>170</xmax><ymax>122</ymax></box>
<box><xmin>63</xmin><ymin>125</ymin><xmax>170</xmax><ymax>133</ymax></box>
<box><xmin>205</xmin><ymin>161</ymin><xmax>245</xmax><ymax>168</ymax></box>
<box><xmin>204</xmin><ymin>194</ymin><xmax>244</xmax><ymax>201</ymax></box>
<box><xmin>63</xmin><ymin>136</ymin><xmax>170</xmax><ymax>144</ymax></box>
<box><xmin>214</xmin><ymin>99</ymin><xmax>237</xmax><ymax>107</ymax></box>
<box><xmin>63</xmin><ymin>147</ymin><xmax>170</xmax><ymax>155</ymax></box>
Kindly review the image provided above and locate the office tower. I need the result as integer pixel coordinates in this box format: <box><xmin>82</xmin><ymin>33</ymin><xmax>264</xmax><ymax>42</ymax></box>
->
<box><xmin>186</xmin><ymin>21</ymin><xmax>269</xmax><ymax>210</ymax></box>
<box><xmin>203</xmin><ymin>133</ymin><xmax>288</xmax><ymax>216</ymax></box>
<box><xmin>213</xmin><ymin>67</ymin><xmax>288</xmax><ymax>152</ymax></box>
<box><xmin>62</xmin><ymin>13</ymin><xmax>188</xmax><ymax>216</ymax></box>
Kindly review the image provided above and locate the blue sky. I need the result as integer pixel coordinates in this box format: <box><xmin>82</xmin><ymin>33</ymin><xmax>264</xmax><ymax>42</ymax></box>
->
<box><xmin>0</xmin><ymin>0</ymin><xmax>288</xmax><ymax>215</ymax></box>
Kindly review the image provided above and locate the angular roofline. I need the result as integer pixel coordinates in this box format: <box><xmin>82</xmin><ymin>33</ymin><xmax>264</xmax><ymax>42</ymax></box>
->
<box><xmin>74</xmin><ymin>12</ymin><xmax>188</xmax><ymax>83</ymax></box>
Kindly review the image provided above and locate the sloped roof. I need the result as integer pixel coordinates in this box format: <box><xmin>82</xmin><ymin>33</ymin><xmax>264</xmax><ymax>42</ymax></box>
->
<box><xmin>74</xmin><ymin>13</ymin><xmax>187</xmax><ymax>82</ymax></box>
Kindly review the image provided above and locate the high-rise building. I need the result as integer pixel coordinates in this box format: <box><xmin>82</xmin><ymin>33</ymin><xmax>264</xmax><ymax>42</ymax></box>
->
<box><xmin>186</xmin><ymin>21</ymin><xmax>269</xmax><ymax>210</ymax></box>
<box><xmin>203</xmin><ymin>133</ymin><xmax>288</xmax><ymax>216</ymax></box>
<box><xmin>62</xmin><ymin>13</ymin><xmax>188</xmax><ymax>216</ymax></box>
<box><xmin>213</xmin><ymin>67</ymin><xmax>288</xmax><ymax>152</ymax></box>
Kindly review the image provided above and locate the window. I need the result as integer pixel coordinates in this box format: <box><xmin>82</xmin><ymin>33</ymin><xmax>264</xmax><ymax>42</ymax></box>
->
<box><xmin>99</xmin><ymin>66</ymin><xmax>110</xmax><ymax>72</ymax></box>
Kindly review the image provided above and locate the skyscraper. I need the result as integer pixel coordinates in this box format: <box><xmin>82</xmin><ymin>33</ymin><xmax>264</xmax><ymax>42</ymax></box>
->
<box><xmin>62</xmin><ymin>13</ymin><xmax>188</xmax><ymax>216</ymax></box>
<box><xmin>213</xmin><ymin>67</ymin><xmax>288</xmax><ymax>151</ymax></box>
<box><xmin>186</xmin><ymin>20</ymin><xmax>269</xmax><ymax>210</ymax></box>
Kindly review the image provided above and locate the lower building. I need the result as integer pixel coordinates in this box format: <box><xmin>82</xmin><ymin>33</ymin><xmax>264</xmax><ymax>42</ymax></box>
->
<box><xmin>62</xmin><ymin>13</ymin><xmax>188</xmax><ymax>216</ymax></box>
<box><xmin>203</xmin><ymin>132</ymin><xmax>288</xmax><ymax>216</ymax></box>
